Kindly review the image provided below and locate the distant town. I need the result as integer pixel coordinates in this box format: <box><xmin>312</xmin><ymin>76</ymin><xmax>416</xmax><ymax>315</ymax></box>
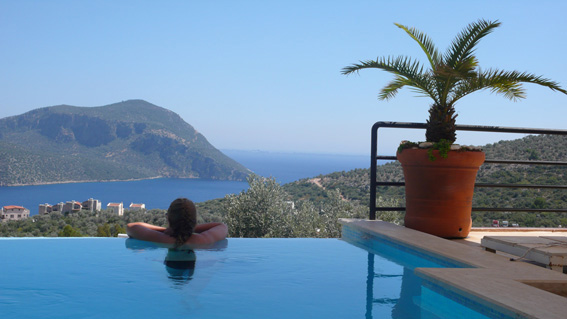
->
<box><xmin>0</xmin><ymin>199</ymin><xmax>146</xmax><ymax>223</ymax></box>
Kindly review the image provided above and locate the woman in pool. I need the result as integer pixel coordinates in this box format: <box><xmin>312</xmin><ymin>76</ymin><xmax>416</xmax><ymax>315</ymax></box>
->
<box><xmin>127</xmin><ymin>198</ymin><xmax>228</xmax><ymax>247</ymax></box>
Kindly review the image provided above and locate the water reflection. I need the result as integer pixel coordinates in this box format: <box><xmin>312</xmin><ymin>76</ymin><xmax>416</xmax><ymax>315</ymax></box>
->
<box><xmin>365</xmin><ymin>252</ymin><xmax>431</xmax><ymax>319</ymax></box>
<box><xmin>391</xmin><ymin>267</ymin><xmax>423</xmax><ymax>318</ymax></box>
<box><xmin>164</xmin><ymin>249</ymin><xmax>197</xmax><ymax>286</ymax></box>
<box><xmin>124</xmin><ymin>238</ymin><xmax>228</xmax><ymax>288</ymax></box>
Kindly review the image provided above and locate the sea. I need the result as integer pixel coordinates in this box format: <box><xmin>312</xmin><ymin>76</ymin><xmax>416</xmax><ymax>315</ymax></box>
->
<box><xmin>0</xmin><ymin>150</ymin><xmax>381</xmax><ymax>216</ymax></box>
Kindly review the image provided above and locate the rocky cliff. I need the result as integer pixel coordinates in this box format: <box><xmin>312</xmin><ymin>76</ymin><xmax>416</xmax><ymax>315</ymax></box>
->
<box><xmin>0</xmin><ymin>100</ymin><xmax>249</xmax><ymax>185</ymax></box>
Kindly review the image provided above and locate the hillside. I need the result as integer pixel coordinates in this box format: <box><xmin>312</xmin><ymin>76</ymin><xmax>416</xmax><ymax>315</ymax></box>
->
<box><xmin>283</xmin><ymin>134</ymin><xmax>567</xmax><ymax>227</ymax></box>
<box><xmin>0</xmin><ymin>100</ymin><xmax>250</xmax><ymax>185</ymax></box>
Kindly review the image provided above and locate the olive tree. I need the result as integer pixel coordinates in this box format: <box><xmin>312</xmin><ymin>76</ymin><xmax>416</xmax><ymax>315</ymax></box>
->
<box><xmin>225</xmin><ymin>174</ymin><xmax>293</xmax><ymax>238</ymax></box>
<box><xmin>224</xmin><ymin>174</ymin><xmax>371</xmax><ymax>238</ymax></box>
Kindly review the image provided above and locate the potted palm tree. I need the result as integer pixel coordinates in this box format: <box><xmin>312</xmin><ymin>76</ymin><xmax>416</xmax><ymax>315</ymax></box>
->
<box><xmin>342</xmin><ymin>19</ymin><xmax>567</xmax><ymax>238</ymax></box>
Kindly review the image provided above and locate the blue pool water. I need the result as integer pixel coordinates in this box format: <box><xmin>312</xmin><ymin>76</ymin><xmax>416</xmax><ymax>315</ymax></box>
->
<box><xmin>0</xmin><ymin>238</ymin><xmax>512</xmax><ymax>319</ymax></box>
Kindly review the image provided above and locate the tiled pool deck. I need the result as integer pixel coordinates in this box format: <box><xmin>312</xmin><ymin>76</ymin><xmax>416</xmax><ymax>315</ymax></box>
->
<box><xmin>457</xmin><ymin>227</ymin><xmax>567</xmax><ymax>248</ymax></box>
<box><xmin>340</xmin><ymin>219</ymin><xmax>567</xmax><ymax>319</ymax></box>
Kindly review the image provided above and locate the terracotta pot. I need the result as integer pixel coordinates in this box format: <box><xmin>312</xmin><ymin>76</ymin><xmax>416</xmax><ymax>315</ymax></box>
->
<box><xmin>397</xmin><ymin>148</ymin><xmax>485</xmax><ymax>238</ymax></box>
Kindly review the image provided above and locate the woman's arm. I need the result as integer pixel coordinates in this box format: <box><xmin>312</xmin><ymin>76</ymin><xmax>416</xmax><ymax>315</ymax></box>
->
<box><xmin>193</xmin><ymin>222</ymin><xmax>225</xmax><ymax>234</ymax></box>
<box><xmin>187</xmin><ymin>223</ymin><xmax>228</xmax><ymax>245</ymax></box>
<box><xmin>126</xmin><ymin>223</ymin><xmax>175</xmax><ymax>244</ymax></box>
<box><xmin>127</xmin><ymin>222</ymin><xmax>167</xmax><ymax>232</ymax></box>
<box><xmin>127</xmin><ymin>222</ymin><xmax>228</xmax><ymax>247</ymax></box>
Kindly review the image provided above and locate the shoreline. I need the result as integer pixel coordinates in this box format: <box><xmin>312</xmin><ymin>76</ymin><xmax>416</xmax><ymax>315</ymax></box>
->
<box><xmin>1</xmin><ymin>174</ymin><xmax>250</xmax><ymax>187</ymax></box>
<box><xmin>2</xmin><ymin>176</ymin><xmax>167</xmax><ymax>187</ymax></box>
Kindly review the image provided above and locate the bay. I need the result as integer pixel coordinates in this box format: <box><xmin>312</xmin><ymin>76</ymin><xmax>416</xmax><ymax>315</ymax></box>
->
<box><xmin>222</xmin><ymin>150</ymin><xmax>371</xmax><ymax>184</ymax></box>
<box><xmin>0</xmin><ymin>179</ymin><xmax>249</xmax><ymax>216</ymax></box>
<box><xmin>0</xmin><ymin>151</ymin><xmax>372</xmax><ymax>216</ymax></box>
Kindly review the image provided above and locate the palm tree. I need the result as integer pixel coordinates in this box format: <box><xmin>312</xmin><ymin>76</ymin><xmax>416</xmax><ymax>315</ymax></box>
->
<box><xmin>342</xmin><ymin>19</ymin><xmax>567</xmax><ymax>144</ymax></box>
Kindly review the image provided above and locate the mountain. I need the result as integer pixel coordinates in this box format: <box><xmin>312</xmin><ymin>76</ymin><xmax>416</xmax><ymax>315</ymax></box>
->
<box><xmin>0</xmin><ymin>100</ymin><xmax>250</xmax><ymax>185</ymax></box>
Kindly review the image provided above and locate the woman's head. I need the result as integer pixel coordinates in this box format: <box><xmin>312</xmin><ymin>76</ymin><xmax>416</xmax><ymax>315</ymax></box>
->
<box><xmin>167</xmin><ymin>198</ymin><xmax>197</xmax><ymax>247</ymax></box>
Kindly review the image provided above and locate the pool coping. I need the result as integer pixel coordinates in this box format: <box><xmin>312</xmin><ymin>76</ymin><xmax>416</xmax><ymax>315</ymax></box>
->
<box><xmin>339</xmin><ymin>219</ymin><xmax>567</xmax><ymax>319</ymax></box>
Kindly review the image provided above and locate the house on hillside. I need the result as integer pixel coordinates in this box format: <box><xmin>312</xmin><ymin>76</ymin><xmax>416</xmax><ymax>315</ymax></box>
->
<box><xmin>1</xmin><ymin>206</ymin><xmax>30</xmax><ymax>222</ymax></box>
<box><xmin>129</xmin><ymin>203</ymin><xmax>146</xmax><ymax>211</ymax></box>
<box><xmin>62</xmin><ymin>201</ymin><xmax>82</xmax><ymax>214</ymax></box>
<box><xmin>82</xmin><ymin>198</ymin><xmax>102</xmax><ymax>212</ymax></box>
<box><xmin>51</xmin><ymin>202</ymin><xmax>65</xmax><ymax>213</ymax></box>
<box><xmin>39</xmin><ymin>203</ymin><xmax>53</xmax><ymax>215</ymax></box>
<box><xmin>107</xmin><ymin>202</ymin><xmax>124</xmax><ymax>216</ymax></box>
<box><xmin>40</xmin><ymin>198</ymin><xmax>102</xmax><ymax>215</ymax></box>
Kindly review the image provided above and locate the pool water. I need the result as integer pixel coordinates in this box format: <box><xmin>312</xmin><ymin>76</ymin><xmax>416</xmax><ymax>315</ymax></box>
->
<box><xmin>0</xmin><ymin>238</ymin><xmax>503</xmax><ymax>318</ymax></box>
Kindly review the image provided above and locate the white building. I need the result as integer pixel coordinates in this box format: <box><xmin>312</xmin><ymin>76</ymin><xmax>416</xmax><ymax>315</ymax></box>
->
<box><xmin>129</xmin><ymin>203</ymin><xmax>146</xmax><ymax>211</ymax></box>
<box><xmin>285</xmin><ymin>201</ymin><xmax>295</xmax><ymax>210</ymax></box>
<box><xmin>1</xmin><ymin>206</ymin><xmax>30</xmax><ymax>222</ymax></box>
<box><xmin>107</xmin><ymin>202</ymin><xmax>124</xmax><ymax>216</ymax></box>
<box><xmin>82</xmin><ymin>198</ymin><xmax>102</xmax><ymax>212</ymax></box>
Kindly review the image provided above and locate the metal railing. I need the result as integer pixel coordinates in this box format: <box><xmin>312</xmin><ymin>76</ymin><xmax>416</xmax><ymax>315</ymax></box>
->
<box><xmin>370</xmin><ymin>122</ymin><xmax>567</xmax><ymax>220</ymax></box>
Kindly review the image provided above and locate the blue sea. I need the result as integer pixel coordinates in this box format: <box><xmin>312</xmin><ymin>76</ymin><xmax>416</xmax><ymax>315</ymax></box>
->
<box><xmin>1</xmin><ymin>150</ymin><xmax>377</xmax><ymax>216</ymax></box>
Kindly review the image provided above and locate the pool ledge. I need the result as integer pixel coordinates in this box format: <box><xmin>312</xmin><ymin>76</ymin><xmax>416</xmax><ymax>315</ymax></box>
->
<box><xmin>339</xmin><ymin>219</ymin><xmax>567</xmax><ymax>319</ymax></box>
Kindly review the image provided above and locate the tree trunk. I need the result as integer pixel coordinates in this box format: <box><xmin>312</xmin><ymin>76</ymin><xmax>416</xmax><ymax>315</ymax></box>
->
<box><xmin>426</xmin><ymin>103</ymin><xmax>457</xmax><ymax>143</ymax></box>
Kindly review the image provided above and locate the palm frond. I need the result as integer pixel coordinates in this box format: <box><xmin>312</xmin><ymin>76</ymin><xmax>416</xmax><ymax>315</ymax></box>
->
<box><xmin>449</xmin><ymin>69</ymin><xmax>567</xmax><ymax>104</ymax></box>
<box><xmin>341</xmin><ymin>56</ymin><xmax>415</xmax><ymax>76</ymax></box>
<box><xmin>378</xmin><ymin>76</ymin><xmax>407</xmax><ymax>100</ymax></box>
<box><xmin>490</xmin><ymin>82</ymin><xmax>525</xmax><ymax>101</ymax></box>
<box><xmin>342</xmin><ymin>56</ymin><xmax>423</xmax><ymax>80</ymax></box>
<box><xmin>434</xmin><ymin>59</ymin><xmax>477</xmax><ymax>79</ymax></box>
<box><xmin>395</xmin><ymin>23</ymin><xmax>441</xmax><ymax>68</ymax></box>
<box><xmin>445</xmin><ymin>19</ymin><xmax>501</xmax><ymax>69</ymax></box>
<box><xmin>490</xmin><ymin>70</ymin><xmax>567</xmax><ymax>94</ymax></box>
<box><xmin>452</xmin><ymin>57</ymin><xmax>479</xmax><ymax>78</ymax></box>
<box><xmin>379</xmin><ymin>76</ymin><xmax>434</xmax><ymax>101</ymax></box>
<box><xmin>449</xmin><ymin>78</ymin><xmax>520</xmax><ymax>104</ymax></box>
<box><xmin>432</xmin><ymin>58</ymin><xmax>479</xmax><ymax>105</ymax></box>
<box><xmin>342</xmin><ymin>56</ymin><xmax>439</xmax><ymax>103</ymax></box>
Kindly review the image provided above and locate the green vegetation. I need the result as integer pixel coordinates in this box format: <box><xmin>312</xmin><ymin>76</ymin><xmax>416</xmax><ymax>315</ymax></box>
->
<box><xmin>0</xmin><ymin>100</ymin><xmax>249</xmax><ymax>185</ymax></box>
<box><xmin>224</xmin><ymin>174</ymin><xmax>388</xmax><ymax>238</ymax></box>
<box><xmin>96</xmin><ymin>223</ymin><xmax>126</xmax><ymax>237</ymax></box>
<box><xmin>0</xmin><ymin>210</ymin><xmax>166</xmax><ymax>237</ymax></box>
<box><xmin>342</xmin><ymin>20</ymin><xmax>567</xmax><ymax>144</ymax></box>
<box><xmin>1</xmin><ymin>134</ymin><xmax>565</xmax><ymax>237</ymax></box>
<box><xmin>59</xmin><ymin>225</ymin><xmax>83</xmax><ymax>237</ymax></box>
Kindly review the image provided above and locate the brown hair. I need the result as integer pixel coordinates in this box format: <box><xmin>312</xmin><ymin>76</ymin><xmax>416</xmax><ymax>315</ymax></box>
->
<box><xmin>167</xmin><ymin>198</ymin><xmax>197</xmax><ymax>247</ymax></box>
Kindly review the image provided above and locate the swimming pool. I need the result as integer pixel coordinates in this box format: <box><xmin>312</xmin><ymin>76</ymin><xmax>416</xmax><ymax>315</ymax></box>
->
<box><xmin>0</xmin><ymin>237</ymin><xmax>511</xmax><ymax>318</ymax></box>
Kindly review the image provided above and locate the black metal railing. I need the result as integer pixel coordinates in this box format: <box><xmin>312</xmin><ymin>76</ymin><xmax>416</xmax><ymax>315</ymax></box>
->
<box><xmin>370</xmin><ymin>122</ymin><xmax>567</xmax><ymax>220</ymax></box>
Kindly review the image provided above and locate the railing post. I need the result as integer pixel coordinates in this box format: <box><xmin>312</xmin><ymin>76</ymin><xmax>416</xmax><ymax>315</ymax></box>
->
<box><xmin>369</xmin><ymin>123</ymin><xmax>379</xmax><ymax>220</ymax></box>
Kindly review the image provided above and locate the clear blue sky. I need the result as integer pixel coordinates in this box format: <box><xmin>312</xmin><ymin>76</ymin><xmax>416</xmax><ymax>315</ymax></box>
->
<box><xmin>1</xmin><ymin>0</ymin><xmax>566</xmax><ymax>155</ymax></box>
